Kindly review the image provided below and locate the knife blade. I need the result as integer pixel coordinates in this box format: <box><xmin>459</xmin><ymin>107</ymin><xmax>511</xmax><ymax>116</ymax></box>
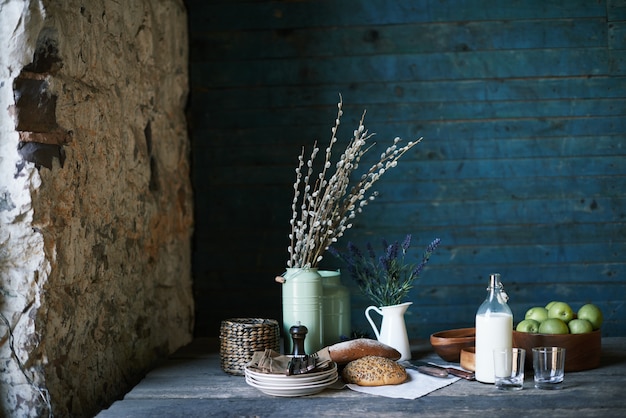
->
<box><xmin>411</xmin><ymin>361</ymin><xmax>475</xmax><ymax>380</ymax></box>
<box><xmin>413</xmin><ymin>364</ymin><xmax>449</xmax><ymax>378</ymax></box>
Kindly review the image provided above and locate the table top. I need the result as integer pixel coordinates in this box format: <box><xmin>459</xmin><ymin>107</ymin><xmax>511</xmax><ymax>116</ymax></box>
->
<box><xmin>97</xmin><ymin>337</ymin><xmax>626</xmax><ymax>417</ymax></box>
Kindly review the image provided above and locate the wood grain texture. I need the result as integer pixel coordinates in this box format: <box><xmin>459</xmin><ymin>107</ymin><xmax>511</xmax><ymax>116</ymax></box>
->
<box><xmin>96</xmin><ymin>337</ymin><xmax>626</xmax><ymax>417</ymax></box>
<box><xmin>187</xmin><ymin>0</ymin><xmax>626</xmax><ymax>339</ymax></box>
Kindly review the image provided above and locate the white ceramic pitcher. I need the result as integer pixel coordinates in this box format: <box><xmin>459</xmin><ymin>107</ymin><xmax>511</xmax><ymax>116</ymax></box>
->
<box><xmin>365</xmin><ymin>301</ymin><xmax>412</xmax><ymax>361</ymax></box>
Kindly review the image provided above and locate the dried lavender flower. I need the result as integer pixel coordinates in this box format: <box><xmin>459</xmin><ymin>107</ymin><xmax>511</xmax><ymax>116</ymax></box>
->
<box><xmin>330</xmin><ymin>236</ymin><xmax>441</xmax><ymax>307</ymax></box>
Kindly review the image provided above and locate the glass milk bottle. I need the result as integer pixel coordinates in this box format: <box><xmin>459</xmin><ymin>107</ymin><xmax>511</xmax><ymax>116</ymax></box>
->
<box><xmin>475</xmin><ymin>273</ymin><xmax>513</xmax><ymax>383</ymax></box>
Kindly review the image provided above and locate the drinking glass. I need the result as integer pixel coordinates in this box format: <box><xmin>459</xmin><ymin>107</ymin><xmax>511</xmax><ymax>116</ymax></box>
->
<box><xmin>532</xmin><ymin>346</ymin><xmax>566</xmax><ymax>389</ymax></box>
<box><xmin>493</xmin><ymin>348</ymin><xmax>525</xmax><ymax>390</ymax></box>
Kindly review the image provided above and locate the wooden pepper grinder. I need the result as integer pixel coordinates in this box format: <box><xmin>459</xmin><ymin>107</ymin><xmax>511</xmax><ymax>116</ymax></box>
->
<box><xmin>289</xmin><ymin>322</ymin><xmax>308</xmax><ymax>357</ymax></box>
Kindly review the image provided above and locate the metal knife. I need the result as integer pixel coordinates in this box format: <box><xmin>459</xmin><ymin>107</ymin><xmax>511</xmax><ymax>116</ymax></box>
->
<box><xmin>410</xmin><ymin>361</ymin><xmax>475</xmax><ymax>381</ymax></box>
<box><xmin>409</xmin><ymin>363</ymin><xmax>449</xmax><ymax>378</ymax></box>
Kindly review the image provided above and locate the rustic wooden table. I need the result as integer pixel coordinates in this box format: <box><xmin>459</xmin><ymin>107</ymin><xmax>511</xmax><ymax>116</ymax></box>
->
<box><xmin>98</xmin><ymin>337</ymin><xmax>626</xmax><ymax>417</ymax></box>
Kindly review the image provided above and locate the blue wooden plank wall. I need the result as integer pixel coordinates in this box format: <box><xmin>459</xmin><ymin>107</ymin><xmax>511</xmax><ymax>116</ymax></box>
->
<box><xmin>187</xmin><ymin>0</ymin><xmax>626</xmax><ymax>340</ymax></box>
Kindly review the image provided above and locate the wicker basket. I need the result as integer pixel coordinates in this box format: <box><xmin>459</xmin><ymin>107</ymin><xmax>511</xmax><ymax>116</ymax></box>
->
<box><xmin>219</xmin><ymin>318</ymin><xmax>281</xmax><ymax>375</ymax></box>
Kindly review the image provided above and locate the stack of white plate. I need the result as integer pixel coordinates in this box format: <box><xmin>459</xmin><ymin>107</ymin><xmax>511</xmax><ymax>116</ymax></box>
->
<box><xmin>244</xmin><ymin>362</ymin><xmax>338</xmax><ymax>397</ymax></box>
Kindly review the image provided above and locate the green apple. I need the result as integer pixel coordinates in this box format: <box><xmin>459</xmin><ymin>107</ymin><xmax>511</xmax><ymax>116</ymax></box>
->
<box><xmin>568</xmin><ymin>318</ymin><xmax>593</xmax><ymax>334</ymax></box>
<box><xmin>548</xmin><ymin>301</ymin><xmax>575</xmax><ymax>323</ymax></box>
<box><xmin>538</xmin><ymin>318</ymin><xmax>570</xmax><ymax>334</ymax></box>
<box><xmin>516</xmin><ymin>319</ymin><xmax>540</xmax><ymax>333</ymax></box>
<box><xmin>577</xmin><ymin>303</ymin><xmax>603</xmax><ymax>330</ymax></box>
<box><xmin>545</xmin><ymin>301</ymin><xmax>559</xmax><ymax>310</ymax></box>
<box><xmin>525</xmin><ymin>307</ymin><xmax>549</xmax><ymax>323</ymax></box>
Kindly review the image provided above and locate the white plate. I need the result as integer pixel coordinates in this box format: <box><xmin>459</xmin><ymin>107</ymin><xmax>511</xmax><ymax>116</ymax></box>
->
<box><xmin>245</xmin><ymin>369</ymin><xmax>336</xmax><ymax>384</ymax></box>
<box><xmin>245</xmin><ymin>372</ymin><xmax>337</xmax><ymax>388</ymax></box>
<box><xmin>245</xmin><ymin>375</ymin><xmax>338</xmax><ymax>397</ymax></box>
<box><xmin>245</xmin><ymin>374</ymin><xmax>337</xmax><ymax>390</ymax></box>
<box><xmin>244</xmin><ymin>362</ymin><xmax>337</xmax><ymax>383</ymax></box>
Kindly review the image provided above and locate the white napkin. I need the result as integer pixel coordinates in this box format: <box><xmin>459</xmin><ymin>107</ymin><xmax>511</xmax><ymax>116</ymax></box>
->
<box><xmin>344</xmin><ymin>363</ymin><xmax>461</xmax><ymax>399</ymax></box>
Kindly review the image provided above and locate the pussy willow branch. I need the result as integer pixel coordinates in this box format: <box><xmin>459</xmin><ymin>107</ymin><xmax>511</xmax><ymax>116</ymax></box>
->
<box><xmin>287</xmin><ymin>96</ymin><xmax>422</xmax><ymax>269</ymax></box>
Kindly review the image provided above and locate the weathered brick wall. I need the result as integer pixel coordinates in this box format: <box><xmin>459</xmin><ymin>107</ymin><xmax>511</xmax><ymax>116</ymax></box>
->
<box><xmin>0</xmin><ymin>1</ymin><xmax>193</xmax><ymax>416</ymax></box>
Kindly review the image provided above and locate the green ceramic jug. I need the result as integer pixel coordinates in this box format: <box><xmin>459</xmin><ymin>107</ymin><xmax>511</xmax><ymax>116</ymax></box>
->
<box><xmin>281</xmin><ymin>268</ymin><xmax>323</xmax><ymax>354</ymax></box>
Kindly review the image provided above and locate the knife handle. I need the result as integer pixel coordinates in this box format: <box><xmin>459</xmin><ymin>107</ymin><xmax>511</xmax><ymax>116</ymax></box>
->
<box><xmin>417</xmin><ymin>365</ymin><xmax>448</xmax><ymax>378</ymax></box>
<box><xmin>447</xmin><ymin>368</ymin><xmax>475</xmax><ymax>380</ymax></box>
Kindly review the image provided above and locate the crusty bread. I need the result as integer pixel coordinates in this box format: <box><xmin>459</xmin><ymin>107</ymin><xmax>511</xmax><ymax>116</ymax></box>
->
<box><xmin>341</xmin><ymin>355</ymin><xmax>408</xmax><ymax>386</ymax></box>
<box><xmin>328</xmin><ymin>338</ymin><xmax>401</xmax><ymax>365</ymax></box>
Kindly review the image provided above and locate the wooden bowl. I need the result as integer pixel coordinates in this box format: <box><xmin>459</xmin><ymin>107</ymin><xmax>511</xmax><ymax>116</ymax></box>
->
<box><xmin>512</xmin><ymin>330</ymin><xmax>601</xmax><ymax>372</ymax></box>
<box><xmin>430</xmin><ymin>327</ymin><xmax>476</xmax><ymax>362</ymax></box>
<box><xmin>460</xmin><ymin>347</ymin><xmax>475</xmax><ymax>371</ymax></box>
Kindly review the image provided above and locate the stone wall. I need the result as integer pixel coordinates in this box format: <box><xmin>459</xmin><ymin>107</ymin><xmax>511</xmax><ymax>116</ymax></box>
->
<box><xmin>0</xmin><ymin>1</ymin><xmax>194</xmax><ymax>416</ymax></box>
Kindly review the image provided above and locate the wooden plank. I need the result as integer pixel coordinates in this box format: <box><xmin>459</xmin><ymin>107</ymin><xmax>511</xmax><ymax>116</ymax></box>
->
<box><xmin>608</xmin><ymin>0</ymin><xmax>626</xmax><ymax>21</ymax></box>
<box><xmin>196</xmin><ymin>154</ymin><xmax>626</xmax><ymax>185</ymax></box>
<box><xmin>192</xmin><ymin>49</ymin><xmax>610</xmax><ymax>87</ymax></box>
<box><xmin>199</xmin><ymin>137</ymin><xmax>623</xmax><ymax>168</ymax></box>
<box><xmin>196</xmin><ymin>253</ymin><xmax>626</xmax><ymax>286</ymax></box>
<box><xmin>197</xmin><ymin>196</ymin><xmax>626</xmax><ymax>236</ymax></box>
<box><xmin>192</xmin><ymin>240</ymin><xmax>622</xmax><ymax>275</ymax></box>
<box><xmin>189</xmin><ymin>77</ymin><xmax>626</xmax><ymax>109</ymax></box>
<box><xmin>187</xmin><ymin>0</ymin><xmax>608</xmax><ymax>30</ymax></box>
<box><xmin>196</xmin><ymin>229</ymin><xmax>626</xmax><ymax>266</ymax></box>
<box><xmin>193</xmin><ymin>99</ymin><xmax>626</xmax><ymax>129</ymax></box>
<box><xmin>610</xmin><ymin>49</ymin><xmax>626</xmax><ymax>73</ymax></box>
<box><xmin>418</xmin><ymin>264</ymin><xmax>626</xmax><ymax>285</ymax></box>
<box><xmin>340</xmin><ymin>198</ymin><xmax>626</xmax><ymax>227</ymax></box>
<box><xmin>191</xmin><ymin>115</ymin><xmax>626</xmax><ymax>148</ymax></box>
<box><xmin>193</xmin><ymin>174</ymin><xmax>625</xmax><ymax>205</ymax></box>
<box><xmin>609</xmin><ymin>21</ymin><xmax>626</xmax><ymax>49</ymax></box>
<box><xmin>382</xmin><ymin>155</ymin><xmax>626</xmax><ymax>180</ymax></box>
<box><xmin>196</xmin><ymin>202</ymin><xmax>626</xmax><ymax>239</ymax></box>
<box><xmin>340</xmin><ymin>240</ymin><xmax>625</xmax><ymax>266</ymax></box>
<box><xmin>190</xmin><ymin>19</ymin><xmax>608</xmax><ymax>61</ymax></box>
<box><xmin>336</xmin><ymin>221</ymin><xmax>625</xmax><ymax>246</ymax></box>
<box><xmin>191</xmin><ymin>121</ymin><xmax>626</xmax><ymax>155</ymax></box>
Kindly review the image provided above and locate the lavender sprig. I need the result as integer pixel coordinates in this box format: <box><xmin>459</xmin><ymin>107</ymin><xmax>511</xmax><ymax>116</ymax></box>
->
<box><xmin>329</xmin><ymin>236</ymin><xmax>441</xmax><ymax>307</ymax></box>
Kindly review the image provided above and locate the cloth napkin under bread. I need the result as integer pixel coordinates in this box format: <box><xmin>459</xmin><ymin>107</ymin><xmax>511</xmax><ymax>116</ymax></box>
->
<box><xmin>247</xmin><ymin>348</ymin><xmax>333</xmax><ymax>374</ymax></box>
<box><xmin>343</xmin><ymin>366</ymin><xmax>460</xmax><ymax>399</ymax></box>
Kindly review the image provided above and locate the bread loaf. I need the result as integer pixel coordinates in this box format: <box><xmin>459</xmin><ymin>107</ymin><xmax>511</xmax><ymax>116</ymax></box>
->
<box><xmin>341</xmin><ymin>355</ymin><xmax>408</xmax><ymax>386</ymax></box>
<box><xmin>328</xmin><ymin>338</ymin><xmax>401</xmax><ymax>364</ymax></box>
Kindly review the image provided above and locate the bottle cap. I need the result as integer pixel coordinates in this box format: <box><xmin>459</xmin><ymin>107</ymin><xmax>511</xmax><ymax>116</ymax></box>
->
<box><xmin>489</xmin><ymin>273</ymin><xmax>508</xmax><ymax>302</ymax></box>
<box><xmin>489</xmin><ymin>273</ymin><xmax>501</xmax><ymax>287</ymax></box>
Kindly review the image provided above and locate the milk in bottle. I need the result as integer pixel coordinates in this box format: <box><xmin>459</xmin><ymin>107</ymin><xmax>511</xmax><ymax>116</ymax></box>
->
<box><xmin>475</xmin><ymin>273</ymin><xmax>513</xmax><ymax>383</ymax></box>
